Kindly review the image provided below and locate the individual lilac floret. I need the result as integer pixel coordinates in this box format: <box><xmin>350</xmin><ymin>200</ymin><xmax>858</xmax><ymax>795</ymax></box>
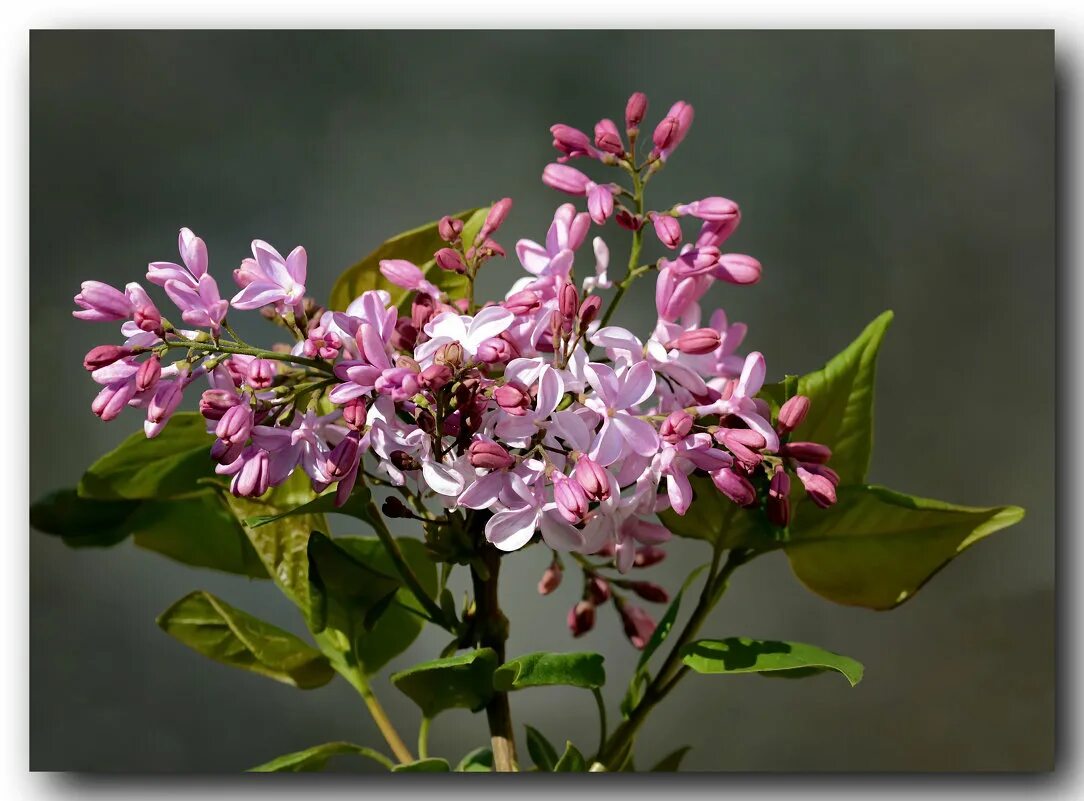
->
<box><xmin>231</xmin><ymin>239</ymin><xmax>307</xmax><ymax>313</ymax></box>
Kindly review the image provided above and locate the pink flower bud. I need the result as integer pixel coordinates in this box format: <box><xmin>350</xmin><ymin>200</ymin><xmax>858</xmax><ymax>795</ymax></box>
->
<box><xmin>246</xmin><ymin>358</ymin><xmax>274</xmax><ymax>389</ymax></box>
<box><xmin>91</xmin><ymin>381</ymin><xmax>137</xmax><ymax>422</ymax></box>
<box><xmin>538</xmin><ymin>562</ymin><xmax>563</xmax><ymax>596</ymax></box>
<box><xmin>494</xmin><ymin>382</ymin><xmax>530</xmax><ymax>416</ymax></box>
<box><xmin>666</xmin><ymin>327</ymin><xmax>721</xmax><ymax>355</ymax></box>
<box><xmin>216</xmin><ymin>403</ymin><xmax>253</xmax><ymax>446</ymax></box>
<box><xmin>550</xmin><ymin>124</ymin><xmax>594</xmax><ymax>161</ymax></box>
<box><xmin>767</xmin><ymin>466</ymin><xmax>791</xmax><ymax>527</ymax></box>
<box><xmin>73</xmin><ymin>280</ymin><xmax>132</xmax><ymax>322</ymax></box>
<box><xmin>711</xmin><ymin>467</ymin><xmax>756</xmax><ymax>506</ymax></box>
<box><xmin>586</xmin><ymin>183</ymin><xmax>615</xmax><ymax>225</ymax></box>
<box><xmin>796</xmin><ymin>465</ymin><xmax>837</xmax><ymax>509</ymax></box>
<box><xmin>678</xmin><ymin>197</ymin><xmax>740</xmax><ymax>222</ymax></box>
<box><xmin>468</xmin><ymin>439</ymin><xmax>515</xmax><ymax>471</ymax></box>
<box><xmin>558</xmin><ymin>281</ymin><xmax>579</xmax><ymax>320</ymax></box>
<box><xmin>231</xmin><ymin>448</ymin><xmax>270</xmax><ymax>498</ymax></box>
<box><xmin>438</xmin><ymin>215</ymin><xmax>464</xmax><ymax>242</ymax></box>
<box><xmin>146</xmin><ymin>379</ymin><xmax>183</xmax><ymax>426</ymax></box>
<box><xmin>629</xmin><ymin>581</ymin><xmax>669</xmax><ymax>604</ymax></box>
<box><xmin>618</xmin><ymin>602</ymin><xmax>657</xmax><ymax>649</ymax></box>
<box><xmin>568</xmin><ymin>600</ymin><xmax>596</xmax><ymax>638</ymax></box>
<box><xmin>419</xmin><ymin>363</ymin><xmax>453</xmax><ymax>391</ymax></box>
<box><xmin>650</xmin><ymin>101</ymin><xmax>694</xmax><ymax>161</ymax></box>
<box><xmin>389</xmin><ymin>319</ymin><xmax>418</xmax><ymax>352</ymax></box>
<box><xmin>802</xmin><ymin>462</ymin><xmax>840</xmax><ymax>487</ymax></box>
<box><xmin>542</xmin><ymin>163</ymin><xmax>591</xmax><ymax>195</ymax></box>
<box><xmin>476</xmin><ymin>336</ymin><xmax>516</xmax><ymax>365</ymax></box>
<box><xmin>574</xmin><ymin>455</ymin><xmax>610</xmax><ymax>501</ymax></box>
<box><xmin>649</xmin><ymin>213</ymin><xmax>682</xmax><ymax>250</ymax></box>
<box><xmin>210</xmin><ymin>437</ymin><xmax>243</xmax><ymax>465</ymax></box>
<box><xmin>586</xmin><ymin>576</ymin><xmax>611</xmax><ymax>604</ymax></box>
<box><xmin>713</xmin><ymin>253</ymin><xmax>762</xmax><ymax>286</ymax></box>
<box><xmin>477</xmin><ymin>198</ymin><xmax>513</xmax><ymax>244</ymax></box>
<box><xmin>504</xmin><ymin>290</ymin><xmax>541</xmax><ymax>315</ymax></box>
<box><xmin>553</xmin><ymin>474</ymin><xmax>590</xmax><ymax>524</ymax></box>
<box><xmin>83</xmin><ymin>345</ymin><xmax>132</xmax><ymax>371</ymax></box>
<box><xmin>325</xmin><ymin>431</ymin><xmax>363</xmax><ymax>481</ymax></box>
<box><xmin>342</xmin><ymin>398</ymin><xmax>368</xmax><ymax>431</ymax></box>
<box><xmin>660</xmin><ymin>410</ymin><xmax>694</xmax><ymax>444</ymax></box>
<box><xmin>633</xmin><ymin>545</ymin><xmax>667</xmax><ymax>568</ymax></box>
<box><xmin>625</xmin><ymin>91</ymin><xmax>648</xmax><ymax>129</ymax></box>
<box><xmin>578</xmin><ymin>295</ymin><xmax>602</xmax><ymax>328</ymax></box>
<box><xmin>435</xmin><ymin>341</ymin><xmax>463</xmax><ymax>368</ymax></box>
<box><xmin>593</xmin><ymin>118</ymin><xmax>624</xmax><ymax>155</ymax></box>
<box><xmin>719</xmin><ymin>428</ymin><xmax>768</xmax><ymax>450</ymax></box>
<box><xmin>412</xmin><ymin>295</ymin><xmax>437</xmax><ymax>329</ymax></box>
<box><xmin>652</xmin><ymin>115</ymin><xmax>680</xmax><ymax>152</ymax></box>
<box><xmin>777</xmin><ymin>395</ymin><xmax>811</xmax><ymax>434</ymax></box>
<box><xmin>126</xmin><ymin>283</ymin><xmax>162</xmax><ymax>334</ymax></box>
<box><xmin>780</xmin><ymin>441</ymin><xmax>832</xmax><ymax>464</ymax></box>
<box><xmin>135</xmin><ymin>355</ymin><xmax>161</xmax><ymax>391</ymax></box>
<box><xmin>200</xmin><ymin>388</ymin><xmax>241</xmax><ymax>421</ymax></box>
<box><xmin>675</xmin><ymin>246</ymin><xmax>721</xmax><ymax>276</ymax></box>
<box><xmin>434</xmin><ymin>248</ymin><xmax>466</xmax><ymax>274</ymax></box>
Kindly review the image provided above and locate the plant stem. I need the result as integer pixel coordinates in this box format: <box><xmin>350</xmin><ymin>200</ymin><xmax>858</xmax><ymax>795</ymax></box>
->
<box><xmin>337</xmin><ymin>664</ymin><xmax>415</xmax><ymax>764</ymax></box>
<box><xmin>160</xmin><ymin>338</ymin><xmax>336</xmax><ymax>376</ymax></box>
<box><xmin>596</xmin><ymin>548</ymin><xmax>749</xmax><ymax>769</ymax></box>
<box><xmin>418</xmin><ymin>716</ymin><xmax>431</xmax><ymax>760</ymax></box>
<box><xmin>471</xmin><ymin>545</ymin><xmax>518</xmax><ymax>772</ymax></box>
<box><xmin>592</xmin><ymin>687</ymin><xmax>608</xmax><ymax>756</ymax></box>
<box><xmin>365</xmin><ymin>498</ymin><xmax>450</xmax><ymax>630</ymax></box>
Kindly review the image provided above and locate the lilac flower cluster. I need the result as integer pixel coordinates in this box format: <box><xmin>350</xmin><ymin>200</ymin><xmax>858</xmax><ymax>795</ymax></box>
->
<box><xmin>73</xmin><ymin>92</ymin><xmax>839</xmax><ymax>647</ymax></box>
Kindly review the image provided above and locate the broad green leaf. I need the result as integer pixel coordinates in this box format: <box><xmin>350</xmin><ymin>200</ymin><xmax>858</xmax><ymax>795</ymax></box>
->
<box><xmin>249</xmin><ymin>741</ymin><xmax>392</xmax><ymax>772</ymax></box>
<box><xmin>493</xmin><ymin>651</ymin><xmax>605</xmax><ymax>692</ymax></box>
<box><xmin>680</xmin><ymin>637</ymin><xmax>864</xmax><ymax>686</ymax></box>
<box><xmin>245</xmin><ymin>487</ymin><xmax>374</xmax><ymax>529</ymax></box>
<box><xmin>650</xmin><ymin>746</ymin><xmax>692</xmax><ymax>772</ymax></box>
<box><xmin>77</xmin><ymin>413</ymin><xmax>216</xmax><ymax>500</ymax></box>
<box><xmin>392</xmin><ymin>758</ymin><xmax>451</xmax><ymax>773</ymax></box>
<box><xmin>32</xmin><ymin>488</ymin><xmax>267</xmax><ymax>578</ymax></box>
<box><xmin>328</xmin><ymin>208</ymin><xmax>480</xmax><ymax>312</ymax></box>
<box><xmin>785</xmin><ymin>484</ymin><xmax>1025</xmax><ymax>609</ymax></box>
<box><xmin>156</xmin><ymin>590</ymin><xmax>335</xmax><ymax>689</ymax></box>
<box><xmin>31</xmin><ymin>489</ymin><xmax>139</xmax><ymax>548</ymax></box>
<box><xmin>553</xmin><ymin>741</ymin><xmax>587</xmax><ymax>772</ymax></box>
<box><xmin>455</xmin><ymin>747</ymin><xmax>493</xmax><ymax>772</ymax></box>
<box><xmin>782</xmin><ymin>311</ymin><xmax>894</xmax><ymax>484</ymax></box>
<box><xmin>334</xmin><ymin>536</ymin><xmax>437</xmax><ymax>674</ymax></box>
<box><xmin>658</xmin><ymin>474</ymin><xmax>769</xmax><ymax>547</ymax></box>
<box><xmin>306</xmin><ymin>531</ymin><xmax>402</xmax><ymax>636</ymax></box>
<box><xmin>391</xmin><ymin>649</ymin><xmax>498</xmax><ymax>718</ymax></box>
<box><xmin>525</xmin><ymin>725</ymin><xmax>559</xmax><ymax>772</ymax></box>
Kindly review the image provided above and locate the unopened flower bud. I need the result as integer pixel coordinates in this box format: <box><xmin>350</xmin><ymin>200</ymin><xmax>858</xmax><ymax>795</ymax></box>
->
<box><xmin>666</xmin><ymin>327</ymin><xmax>721</xmax><ymax>355</ymax></box>
<box><xmin>504</xmin><ymin>290</ymin><xmax>541</xmax><ymax>315</ymax></box>
<box><xmin>578</xmin><ymin>295</ymin><xmax>602</xmax><ymax>329</ymax></box>
<box><xmin>200</xmin><ymin>388</ymin><xmax>241</xmax><ymax>421</ymax></box>
<box><xmin>538</xmin><ymin>561</ymin><xmax>563</xmax><ymax>596</ymax></box>
<box><xmin>618</xmin><ymin>602</ymin><xmax>657</xmax><ymax>650</ymax></box>
<box><xmin>615</xmin><ymin>209</ymin><xmax>643</xmax><ymax>231</ymax></box>
<box><xmin>652</xmin><ymin>115</ymin><xmax>680</xmax><ymax>152</ymax></box>
<box><xmin>711</xmin><ymin>467</ymin><xmax>756</xmax><ymax>506</ymax></box>
<box><xmin>438</xmin><ymin>215</ymin><xmax>464</xmax><ymax>243</ymax></box>
<box><xmin>553</xmin><ymin>474</ymin><xmax>590</xmax><ymax>524</ymax></box>
<box><xmin>660</xmin><ymin>410</ymin><xmax>694</xmax><ymax>444</ymax></box>
<box><xmin>649</xmin><ymin>213</ymin><xmax>682</xmax><ymax>250</ymax></box>
<box><xmin>419</xmin><ymin>363</ymin><xmax>453</xmax><ymax>391</ymax></box>
<box><xmin>593</xmin><ymin>118</ymin><xmax>624</xmax><ymax>155</ymax></box>
<box><xmin>477</xmin><ymin>198</ymin><xmax>513</xmax><ymax>244</ymax></box>
<box><xmin>246</xmin><ymin>358</ymin><xmax>274</xmax><ymax>389</ymax></box>
<box><xmin>629</xmin><ymin>581</ymin><xmax>669</xmax><ymax>604</ymax></box>
<box><xmin>147</xmin><ymin>379</ymin><xmax>184</xmax><ymax>426</ymax></box>
<box><xmin>796</xmin><ymin>465</ymin><xmax>837</xmax><ymax>509</ymax></box>
<box><xmin>342</xmin><ymin>398</ymin><xmax>367</xmax><ymax>431</ymax></box>
<box><xmin>625</xmin><ymin>91</ymin><xmax>648</xmax><ymax>130</ymax></box>
<box><xmin>412</xmin><ymin>295</ymin><xmax>437</xmax><ymax>329</ymax></box>
<box><xmin>210</xmin><ymin>437</ymin><xmax>243</xmax><ymax>465</ymax></box>
<box><xmin>390</xmin><ymin>450</ymin><xmax>421</xmax><ymax>472</ymax></box>
<box><xmin>494</xmin><ymin>382</ymin><xmax>530</xmax><ymax>416</ymax></box>
<box><xmin>780</xmin><ymin>441</ymin><xmax>832</xmax><ymax>464</ymax></box>
<box><xmin>568</xmin><ymin>600</ymin><xmax>596</xmax><ymax>637</ymax></box>
<box><xmin>83</xmin><ymin>345</ymin><xmax>132</xmax><ymax>371</ymax></box>
<box><xmin>325</xmin><ymin>431</ymin><xmax>363</xmax><ymax>481</ymax></box>
<box><xmin>390</xmin><ymin>318</ymin><xmax>418</xmax><ymax>352</ymax></box>
<box><xmin>468</xmin><ymin>439</ymin><xmax>515</xmax><ymax>471</ymax></box>
<box><xmin>215</xmin><ymin>403</ymin><xmax>253</xmax><ymax>448</ymax></box>
<box><xmin>713</xmin><ymin>253</ymin><xmax>762</xmax><ymax>286</ymax></box>
<box><xmin>435</xmin><ymin>341</ymin><xmax>463</xmax><ymax>368</ymax></box>
<box><xmin>550</xmin><ymin>124</ymin><xmax>594</xmax><ymax>160</ymax></box>
<box><xmin>767</xmin><ymin>466</ymin><xmax>791</xmax><ymax>527</ymax></box>
<box><xmin>135</xmin><ymin>355</ymin><xmax>161</xmax><ymax>391</ymax></box>
<box><xmin>777</xmin><ymin>394</ymin><xmax>811</xmax><ymax>434</ymax></box>
<box><xmin>382</xmin><ymin>496</ymin><xmax>412</xmax><ymax>518</ymax></box>
<box><xmin>633</xmin><ymin>545</ymin><xmax>667</xmax><ymax>568</ymax></box>
<box><xmin>559</xmin><ymin>281</ymin><xmax>579</xmax><ymax>320</ymax></box>
<box><xmin>586</xmin><ymin>575</ymin><xmax>611</xmax><ymax>605</ymax></box>
<box><xmin>434</xmin><ymin>247</ymin><xmax>466</xmax><ymax>274</ymax></box>
<box><xmin>574</xmin><ymin>455</ymin><xmax>610</xmax><ymax>501</ymax></box>
<box><xmin>231</xmin><ymin>449</ymin><xmax>270</xmax><ymax>498</ymax></box>
<box><xmin>476</xmin><ymin>337</ymin><xmax>515</xmax><ymax>365</ymax></box>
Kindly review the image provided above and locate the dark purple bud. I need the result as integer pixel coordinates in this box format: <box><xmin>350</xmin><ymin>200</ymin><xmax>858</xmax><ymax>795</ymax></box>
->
<box><xmin>618</xmin><ymin>602</ymin><xmax>657</xmax><ymax>650</ymax></box>
<box><xmin>780</xmin><ymin>441</ymin><xmax>832</xmax><ymax>464</ymax></box>
<box><xmin>434</xmin><ymin>248</ymin><xmax>466</xmax><ymax>274</ymax></box>
<box><xmin>586</xmin><ymin>576</ymin><xmax>611</xmax><ymax>605</ymax></box>
<box><xmin>574</xmin><ymin>455</ymin><xmax>610</xmax><ymax>501</ymax></box>
<box><xmin>342</xmin><ymin>398</ymin><xmax>368</xmax><ymax>431</ymax></box>
<box><xmin>633</xmin><ymin>545</ymin><xmax>667</xmax><ymax>568</ymax></box>
<box><xmin>578</xmin><ymin>295</ymin><xmax>602</xmax><ymax>328</ymax></box>
<box><xmin>83</xmin><ymin>345</ymin><xmax>132</xmax><ymax>371</ymax></box>
<box><xmin>538</xmin><ymin>561</ymin><xmax>563</xmax><ymax>596</ymax></box>
<box><xmin>326</xmin><ymin>431</ymin><xmax>363</xmax><ymax>481</ymax></box>
<box><xmin>665</xmin><ymin>327</ymin><xmax>721</xmax><ymax>355</ymax></box>
<box><xmin>391</xmin><ymin>318</ymin><xmax>418</xmax><ymax>352</ymax></box>
<box><xmin>568</xmin><ymin>600</ymin><xmax>596</xmax><ymax>638</ymax></box>
<box><xmin>382</xmin><ymin>496</ymin><xmax>412</xmax><ymax>518</ymax></box>
<box><xmin>593</xmin><ymin>118</ymin><xmax>624</xmax><ymax>155</ymax></box>
<box><xmin>711</xmin><ymin>467</ymin><xmax>757</xmax><ymax>506</ymax></box>
<box><xmin>767</xmin><ymin>466</ymin><xmax>791</xmax><ymax>527</ymax></box>
<box><xmin>200</xmin><ymin>388</ymin><xmax>241</xmax><ymax>421</ymax></box>
<box><xmin>135</xmin><ymin>355</ymin><xmax>161</xmax><ymax>391</ymax></box>
<box><xmin>625</xmin><ymin>91</ymin><xmax>648</xmax><ymax>130</ymax></box>
<box><xmin>390</xmin><ymin>450</ymin><xmax>420</xmax><ymax>472</ymax></box>
<box><xmin>660</xmin><ymin>410</ymin><xmax>694</xmax><ymax>444</ymax></box>
<box><xmin>777</xmin><ymin>394</ymin><xmax>811</xmax><ymax>434</ymax></box>
<box><xmin>438</xmin><ymin>215</ymin><xmax>464</xmax><ymax>243</ymax></box>
<box><xmin>629</xmin><ymin>581</ymin><xmax>669</xmax><ymax>604</ymax></box>
<box><xmin>468</xmin><ymin>439</ymin><xmax>515</xmax><ymax>471</ymax></box>
<box><xmin>615</xmin><ymin>209</ymin><xmax>643</xmax><ymax>231</ymax></box>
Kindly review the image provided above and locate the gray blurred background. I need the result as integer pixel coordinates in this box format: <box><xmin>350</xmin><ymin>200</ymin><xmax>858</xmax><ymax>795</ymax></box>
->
<box><xmin>30</xmin><ymin>31</ymin><xmax>1054</xmax><ymax>772</ymax></box>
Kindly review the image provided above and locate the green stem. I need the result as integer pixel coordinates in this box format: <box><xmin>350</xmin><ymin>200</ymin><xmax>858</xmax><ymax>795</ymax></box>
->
<box><xmin>592</xmin><ymin>687</ymin><xmax>608</xmax><ymax>757</ymax></box>
<box><xmin>160</xmin><ymin>338</ymin><xmax>336</xmax><ymax>375</ymax></box>
<box><xmin>471</xmin><ymin>545</ymin><xmax>518</xmax><ymax>772</ymax></box>
<box><xmin>418</xmin><ymin>716</ymin><xmax>431</xmax><ymax>760</ymax></box>
<box><xmin>336</xmin><ymin>662</ymin><xmax>415</xmax><ymax>764</ymax></box>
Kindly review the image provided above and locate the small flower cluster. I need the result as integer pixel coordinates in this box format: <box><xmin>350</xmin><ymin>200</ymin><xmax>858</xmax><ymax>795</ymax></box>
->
<box><xmin>73</xmin><ymin>92</ymin><xmax>839</xmax><ymax>648</ymax></box>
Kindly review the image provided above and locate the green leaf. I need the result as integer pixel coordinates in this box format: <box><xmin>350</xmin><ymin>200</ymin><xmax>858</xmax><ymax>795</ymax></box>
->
<box><xmin>525</xmin><ymin>725</ymin><xmax>560</xmax><ymax>772</ymax></box>
<box><xmin>249</xmin><ymin>741</ymin><xmax>392</xmax><ymax>772</ymax></box>
<box><xmin>391</xmin><ymin>758</ymin><xmax>451</xmax><ymax>773</ymax></box>
<box><xmin>782</xmin><ymin>311</ymin><xmax>894</xmax><ymax>484</ymax></box>
<box><xmin>245</xmin><ymin>488</ymin><xmax>374</xmax><ymax>529</ymax></box>
<box><xmin>328</xmin><ymin>208</ymin><xmax>480</xmax><ymax>312</ymax></box>
<box><xmin>658</xmin><ymin>474</ymin><xmax>769</xmax><ymax>547</ymax></box>
<box><xmin>391</xmin><ymin>649</ymin><xmax>498</xmax><ymax>718</ymax></box>
<box><xmin>650</xmin><ymin>745</ymin><xmax>692</xmax><ymax>772</ymax></box>
<box><xmin>77</xmin><ymin>413</ymin><xmax>216</xmax><ymax>500</ymax></box>
<box><xmin>333</xmin><ymin>536</ymin><xmax>437</xmax><ymax>674</ymax></box>
<box><xmin>455</xmin><ymin>747</ymin><xmax>493</xmax><ymax>772</ymax></box>
<box><xmin>156</xmin><ymin>590</ymin><xmax>335</xmax><ymax>689</ymax></box>
<box><xmin>306</xmin><ymin>531</ymin><xmax>402</xmax><ymax>636</ymax></box>
<box><xmin>680</xmin><ymin>637</ymin><xmax>864</xmax><ymax>686</ymax></box>
<box><xmin>553</xmin><ymin>741</ymin><xmax>587</xmax><ymax>772</ymax></box>
<box><xmin>31</xmin><ymin>489</ymin><xmax>140</xmax><ymax>548</ymax></box>
<box><xmin>493</xmin><ymin>651</ymin><xmax>605</xmax><ymax>692</ymax></box>
<box><xmin>785</xmin><ymin>484</ymin><xmax>1025</xmax><ymax>609</ymax></box>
